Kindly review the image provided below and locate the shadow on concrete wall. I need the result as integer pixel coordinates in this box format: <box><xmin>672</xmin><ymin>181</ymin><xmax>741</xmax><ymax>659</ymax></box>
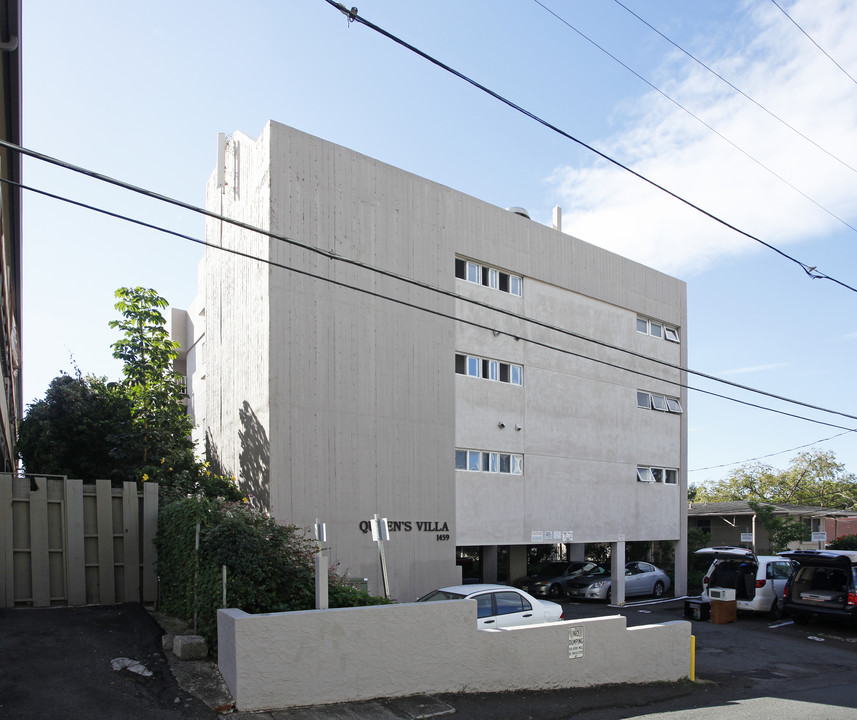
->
<box><xmin>238</xmin><ymin>401</ymin><xmax>270</xmax><ymax>509</ymax></box>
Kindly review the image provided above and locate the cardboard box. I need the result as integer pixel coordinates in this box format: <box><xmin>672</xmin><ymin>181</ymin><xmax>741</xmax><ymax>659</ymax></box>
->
<box><xmin>710</xmin><ymin>599</ymin><xmax>737</xmax><ymax>624</ymax></box>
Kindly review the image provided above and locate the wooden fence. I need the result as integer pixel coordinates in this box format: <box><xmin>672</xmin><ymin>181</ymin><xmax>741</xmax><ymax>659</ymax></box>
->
<box><xmin>0</xmin><ymin>474</ymin><xmax>158</xmax><ymax>608</ymax></box>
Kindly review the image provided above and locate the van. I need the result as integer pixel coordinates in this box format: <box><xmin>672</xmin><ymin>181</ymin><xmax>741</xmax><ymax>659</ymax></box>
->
<box><xmin>695</xmin><ymin>546</ymin><xmax>797</xmax><ymax>616</ymax></box>
<box><xmin>779</xmin><ymin>549</ymin><xmax>857</xmax><ymax>626</ymax></box>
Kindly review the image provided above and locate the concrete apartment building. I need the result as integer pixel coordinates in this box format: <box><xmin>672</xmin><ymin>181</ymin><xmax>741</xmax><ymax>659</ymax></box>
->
<box><xmin>172</xmin><ymin>120</ymin><xmax>688</xmax><ymax>603</ymax></box>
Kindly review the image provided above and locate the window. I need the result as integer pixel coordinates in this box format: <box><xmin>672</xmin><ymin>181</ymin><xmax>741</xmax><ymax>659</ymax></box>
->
<box><xmin>456</xmin><ymin>448</ymin><xmax>523</xmax><ymax>475</ymax></box>
<box><xmin>456</xmin><ymin>256</ymin><xmax>523</xmax><ymax>297</ymax></box>
<box><xmin>456</xmin><ymin>353</ymin><xmax>523</xmax><ymax>386</ymax></box>
<box><xmin>637</xmin><ymin>466</ymin><xmax>679</xmax><ymax>484</ymax></box>
<box><xmin>495</xmin><ymin>591</ymin><xmax>530</xmax><ymax>615</ymax></box>
<box><xmin>637</xmin><ymin>316</ymin><xmax>680</xmax><ymax>343</ymax></box>
<box><xmin>637</xmin><ymin>390</ymin><xmax>682</xmax><ymax>414</ymax></box>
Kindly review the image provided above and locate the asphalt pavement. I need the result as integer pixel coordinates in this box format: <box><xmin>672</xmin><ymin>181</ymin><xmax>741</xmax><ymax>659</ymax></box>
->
<box><xmin>2</xmin><ymin>598</ymin><xmax>857</xmax><ymax>719</ymax></box>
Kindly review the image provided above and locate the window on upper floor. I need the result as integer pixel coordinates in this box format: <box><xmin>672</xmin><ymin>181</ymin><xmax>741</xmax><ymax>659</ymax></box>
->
<box><xmin>637</xmin><ymin>390</ymin><xmax>683</xmax><ymax>414</ymax></box>
<box><xmin>456</xmin><ymin>257</ymin><xmax>523</xmax><ymax>297</ymax></box>
<box><xmin>455</xmin><ymin>448</ymin><xmax>524</xmax><ymax>475</ymax></box>
<box><xmin>637</xmin><ymin>316</ymin><xmax>680</xmax><ymax>343</ymax></box>
<box><xmin>456</xmin><ymin>353</ymin><xmax>523</xmax><ymax>386</ymax></box>
<box><xmin>637</xmin><ymin>466</ymin><xmax>678</xmax><ymax>484</ymax></box>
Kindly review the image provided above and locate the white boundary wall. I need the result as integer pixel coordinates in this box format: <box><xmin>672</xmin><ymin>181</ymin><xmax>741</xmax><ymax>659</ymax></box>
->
<box><xmin>218</xmin><ymin>602</ymin><xmax>691</xmax><ymax>711</ymax></box>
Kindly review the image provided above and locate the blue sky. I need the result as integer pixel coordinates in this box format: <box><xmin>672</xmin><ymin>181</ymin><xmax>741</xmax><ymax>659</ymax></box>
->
<box><xmin>21</xmin><ymin>0</ymin><xmax>857</xmax><ymax>486</ymax></box>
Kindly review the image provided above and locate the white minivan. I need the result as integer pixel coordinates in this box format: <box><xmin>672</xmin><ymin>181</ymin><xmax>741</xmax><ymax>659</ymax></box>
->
<box><xmin>696</xmin><ymin>546</ymin><xmax>797</xmax><ymax>616</ymax></box>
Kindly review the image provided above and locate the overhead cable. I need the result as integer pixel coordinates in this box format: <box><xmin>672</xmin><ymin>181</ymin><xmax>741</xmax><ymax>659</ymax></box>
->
<box><xmin>770</xmin><ymin>0</ymin><xmax>857</xmax><ymax>87</ymax></box>
<box><xmin>5</xmin><ymin>170</ymin><xmax>857</xmax><ymax>435</ymax></box>
<box><xmin>612</xmin><ymin>0</ymin><xmax>857</xmax><ymax>173</ymax></box>
<box><xmin>532</xmin><ymin>0</ymin><xmax>857</xmax><ymax>236</ymax></box>
<box><xmin>320</xmin><ymin>2</ymin><xmax>857</xmax><ymax>295</ymax></box>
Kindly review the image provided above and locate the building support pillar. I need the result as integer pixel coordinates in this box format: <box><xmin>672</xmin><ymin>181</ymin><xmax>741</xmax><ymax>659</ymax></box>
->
<box><xmin>482</xmin><ymin>545</ymin><xmax>498</xmax><ymax>583</ymax></box>
<box><xmin>610</xmin><ymin>540</ymin><xmax>626</xmax><ymax>605</ymax></box>
<box><xmin>509</xmin><ymin>545</ymin><xmax>527</xmax><ymax>584</ymax></box>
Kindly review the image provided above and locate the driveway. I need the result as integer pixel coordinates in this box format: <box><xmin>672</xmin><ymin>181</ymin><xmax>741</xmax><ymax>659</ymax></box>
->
<box><xmin>0</xmin><ymin>603</ymin><xmax>212</xmax><ymax>720</ymax></box>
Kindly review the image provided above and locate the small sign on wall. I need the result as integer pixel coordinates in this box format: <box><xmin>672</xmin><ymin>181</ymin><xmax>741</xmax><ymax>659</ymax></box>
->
<box><xmin>811</xmin><ymin>532</ymin><xmax>827</xmax><ymax>542</ymax></box>
<box><xmin>568</xmin><ymin>626</ymin><xmax>584</xmax><ymax>659</ymax></box>
<box><xmin>740</xmin><ymin>533</ymin><xmax>754</xmax><ymax>542</ymax></box>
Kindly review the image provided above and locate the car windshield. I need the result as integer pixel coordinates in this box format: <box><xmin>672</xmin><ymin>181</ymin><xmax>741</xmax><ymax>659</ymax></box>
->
<box><xmin>416</xmin><ymin>589</ymin><xmax>467</xmax><ymax>602</ymax></box>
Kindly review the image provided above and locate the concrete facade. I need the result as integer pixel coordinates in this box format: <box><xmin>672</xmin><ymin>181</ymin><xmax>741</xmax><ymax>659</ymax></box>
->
<box><xmin>174</xmin><ymin>121</ymin><xmax>688</xmax><ymax>603</ymax></box>
<box><xmin>218</xmin><ymin>603</ymin><xmax>691</xmax><ymax>711</ymax></box>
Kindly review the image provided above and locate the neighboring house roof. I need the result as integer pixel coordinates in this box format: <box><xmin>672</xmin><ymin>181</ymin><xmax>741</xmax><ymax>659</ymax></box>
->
<box><xmin>688</xmin><ymin>501</ymin><xmax>857</xmax><ymax>519</ymax></box>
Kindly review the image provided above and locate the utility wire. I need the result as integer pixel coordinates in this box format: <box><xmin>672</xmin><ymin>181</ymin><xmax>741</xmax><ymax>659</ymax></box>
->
<box><xmin>6</xmin><ymin>169</ymin><xmax>857</xmax><ymax>435</ymax></box>
<box><xmin>6</xmin><ymin>136</ymin><xmax>857</xmax><ymax>423</ymax></box>
<box><xmin>532</xmin><ymin>0</ymin><xmax>857</xmax><ymax>236</ymax></box>
<box><xmin>321</xmin><ymin>1</ymin><xmax>857</xmax><ymax>295</ymax></box>
<box><xmin>690</xmin><ymin>430</ymin><xmax>857</xmax><ymax>472</ymax></box>
<box><xmin>770</xmin><ymin>0</ymin><xmax>857</xmax><ymax>87</ymax></box>
<box><xmin>612</xmin><ymin>0</ymin><xmax>857</xmax><ymax>174</ymax></box>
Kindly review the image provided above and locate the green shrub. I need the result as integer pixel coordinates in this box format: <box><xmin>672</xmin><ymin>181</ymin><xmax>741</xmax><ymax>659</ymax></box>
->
<box><xmin>828</xmin><ymin>534</ymin><xmax>857</xmax><ymax>550</ymax></box>
<box><xmin>156</xmin><ymin>496</ymin><xmax>388</xmax><ymax>649</ymax></box>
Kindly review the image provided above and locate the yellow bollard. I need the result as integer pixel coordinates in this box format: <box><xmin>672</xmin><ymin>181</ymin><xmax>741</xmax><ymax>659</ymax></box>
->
<box><xmin>690</xmin><ymin>634</ymin><xmax>696</xmax><ymax>682</ymax></box>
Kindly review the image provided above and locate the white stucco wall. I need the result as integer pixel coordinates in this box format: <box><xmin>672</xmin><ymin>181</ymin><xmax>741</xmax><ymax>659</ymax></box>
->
<box><xmin>218</xmin><ymin>604</ymin><xmax>691</xmax><ymax>712</ymax></box>
<box><xmin>199</xmin><ymin>120</ymin><xmax>688</xmax><ymax>602</ymax></box>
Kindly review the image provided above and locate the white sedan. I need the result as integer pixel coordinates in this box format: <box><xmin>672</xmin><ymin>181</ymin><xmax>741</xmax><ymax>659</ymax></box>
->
<box><xmin>416</xmin><ymin>584</ymin><xmax>564</xmax><ymax>629</ymax></box>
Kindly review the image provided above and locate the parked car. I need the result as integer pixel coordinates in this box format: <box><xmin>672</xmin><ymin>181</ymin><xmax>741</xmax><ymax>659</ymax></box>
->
<box><xmin>779</xmin><ymin>549</ymin><xmax>857</xmax><ymax>626</ymax></box>
<box><xmin>564</xmin><ymin>561</ymin><xmax>670</xmax><ymax>602</ymax></box>
<box><xmin>416</xmin><ymin>584</ymin><xmax>564</xmax><ymax>629</ymax></box>
<box><xmin>696</xmin><ymin>546</ymin><xmax>797</xmax><ymax>617</ymax></box>
<box><xmin>516</xmin><ymin>561</ymin><xmax>606</xmax><ymax>598</ymax></box>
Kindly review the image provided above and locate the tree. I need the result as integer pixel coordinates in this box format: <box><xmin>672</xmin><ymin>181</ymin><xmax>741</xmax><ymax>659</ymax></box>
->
<box><xmin>749</xmin><ymin>501</ymin><xmax>812</xmax><ymax>552</ymax></box>
<box><xmin>695</xmin><ymin>450</ymin><xmax>857</xmax><ymax>509</ymax></box>
<box><xmin>109</xmin><ymin>287</ymin><xmax>193</xmax><ymax>471</ymax></box>
<box><xmin>17</xmin><ymin>373</ymin><xmax>139</xmax><ymax>481</ymax></box>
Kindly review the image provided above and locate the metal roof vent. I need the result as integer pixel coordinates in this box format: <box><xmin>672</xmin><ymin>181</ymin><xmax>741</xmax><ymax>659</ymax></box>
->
<box><xmin>506</xmin><ymin>206</ymin><xmax>530</xmax><ymax>219</ymax></box>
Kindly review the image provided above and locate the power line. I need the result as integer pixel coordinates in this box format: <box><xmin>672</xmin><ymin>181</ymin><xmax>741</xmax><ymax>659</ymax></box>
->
<box><xmin>321</xmin><ymin>1</ymin><xmax>857</xmax><ymax>295</ymax></box>
<box><xmin>6</xmin><ymin>137</ymin><xmax>857</xmax><ymax>423</ymax></box>
<box><xmin>531</xmin><ymin>0</ymin><xmax>857</xmax><ymax>237</ymax></box>
<box><xmin>690</xmin><ymin>430</ymin><xmax>857</xmax><ymax>472</ymax></box>
<box><xmin>770</xmin><ymin>0</ymin><xmax>857</xmax><ymax>86</ymax></box>
<box><xmin>612</xmin><ymin>0</ymin><xmax>857</xmax><ymax>174</ymax></box>
<box><xmin>5</xmin><ymin>170</ymin><xmax>857</xmax><ymax>436</ymax></box>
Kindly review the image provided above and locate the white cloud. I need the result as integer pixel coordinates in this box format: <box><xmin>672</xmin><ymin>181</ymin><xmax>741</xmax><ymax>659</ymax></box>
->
<box><xmin>547</xmin><ymin>0</ymin><xmax>857</xmax><ymax>277</ymax></box>
<box><xmin>718</xmin><ymin>362</ymin><xmax>790</xmax><ymax>377</ymax></box>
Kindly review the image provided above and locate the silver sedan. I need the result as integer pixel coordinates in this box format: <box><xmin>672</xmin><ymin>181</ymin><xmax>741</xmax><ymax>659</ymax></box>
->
<box><xmin>564</xmin><ymin>561</ymin><xmax>671</xmax><ymax>603</ymax></box>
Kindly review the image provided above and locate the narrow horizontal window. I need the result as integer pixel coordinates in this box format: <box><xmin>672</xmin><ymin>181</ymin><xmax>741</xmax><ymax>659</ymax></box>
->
<box><xmin>457</xmin><ymin>352</ymin><xmax>522</xmax><ymax>386</ymax></box>
<box><xmin>456</xmin><ymin>448</ymin><xmax>524</xmax><ymax>475</ymax></box>
<box><xmin>455</xmin><ymin>257</ymin><xmax>522</xmax><ymax>297</ymax></box>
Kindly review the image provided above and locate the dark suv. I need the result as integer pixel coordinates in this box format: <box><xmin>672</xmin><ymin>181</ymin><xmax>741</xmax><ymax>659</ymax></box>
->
<box><xmin>779</xmin><ymin>549</ymin><xmax>857</xmax><ymax>625</ymax></box>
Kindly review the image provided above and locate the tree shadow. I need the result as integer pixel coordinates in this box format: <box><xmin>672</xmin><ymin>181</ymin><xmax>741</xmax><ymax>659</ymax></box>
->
<box><xmin>238</xmin><ymin>400</ymin><xmax>270</xmax><ymax>509</ymax></box>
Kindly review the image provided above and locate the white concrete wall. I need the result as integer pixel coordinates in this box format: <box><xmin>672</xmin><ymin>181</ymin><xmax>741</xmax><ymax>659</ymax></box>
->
<box><xmin>218</xmin><ymin>604</ymin><xmax>691</xmax><ymax>712</ymax></box>
<box><xmin>200</xmin><ymin>120</ymin><xmax>688</xmax><ymax>601</ymax></box>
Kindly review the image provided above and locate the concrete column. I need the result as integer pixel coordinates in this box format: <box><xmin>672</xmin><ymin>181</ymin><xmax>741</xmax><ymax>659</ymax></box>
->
<box><xmin>509</xmin><ymin>545</ymin><xmax>527</xmax><ymax>584</ymax></box>
<box><xmin>315</xmin><ymin>553</ymin><xmax>329</xmax><ymax>609</ymax></box>
<box><xmin>567</xmin><ymin>543</ymin><xmax>584</xmax><ymax>561</ymax></box>
<box><xmin>482</xmin><ymin>546</ymin><xmax>498</xmax><ymax>583</ymax></box>
<box><xmin>674</xmin><ymin>537</ymin><xmax>688</xmax><ymax>597</ymax></box>
<box><xmin>610</xmin><ymin>541</ymin><xmax>626</xmax><ymax>606</ymax></box>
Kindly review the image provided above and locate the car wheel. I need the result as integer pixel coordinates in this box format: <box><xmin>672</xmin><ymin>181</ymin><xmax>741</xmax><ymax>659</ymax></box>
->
<box><xmin>548</xmin><ymin>583</ymin><xmax>563</xmax><ymax>599</ymax></box>
<box><xmin>792</xmin><ymin>613</ymin><xmax>810</xmax><ymax>625</ymax></box>
<box><xmin>652</xmin><ymin>581</ymin><xmax>665</xmax><ymax>599</ymax></box>
<box><xmin>769</xmin><ymin>599</ymin><xmax>782</xmax><ymax>619</ymax></box>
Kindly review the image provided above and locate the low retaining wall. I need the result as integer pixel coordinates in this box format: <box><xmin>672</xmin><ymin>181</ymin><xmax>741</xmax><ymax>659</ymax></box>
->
<box><xmin>218</xmin><ymin>601</ymin><xmax>691</xmax><ymax>712</ymax></box>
